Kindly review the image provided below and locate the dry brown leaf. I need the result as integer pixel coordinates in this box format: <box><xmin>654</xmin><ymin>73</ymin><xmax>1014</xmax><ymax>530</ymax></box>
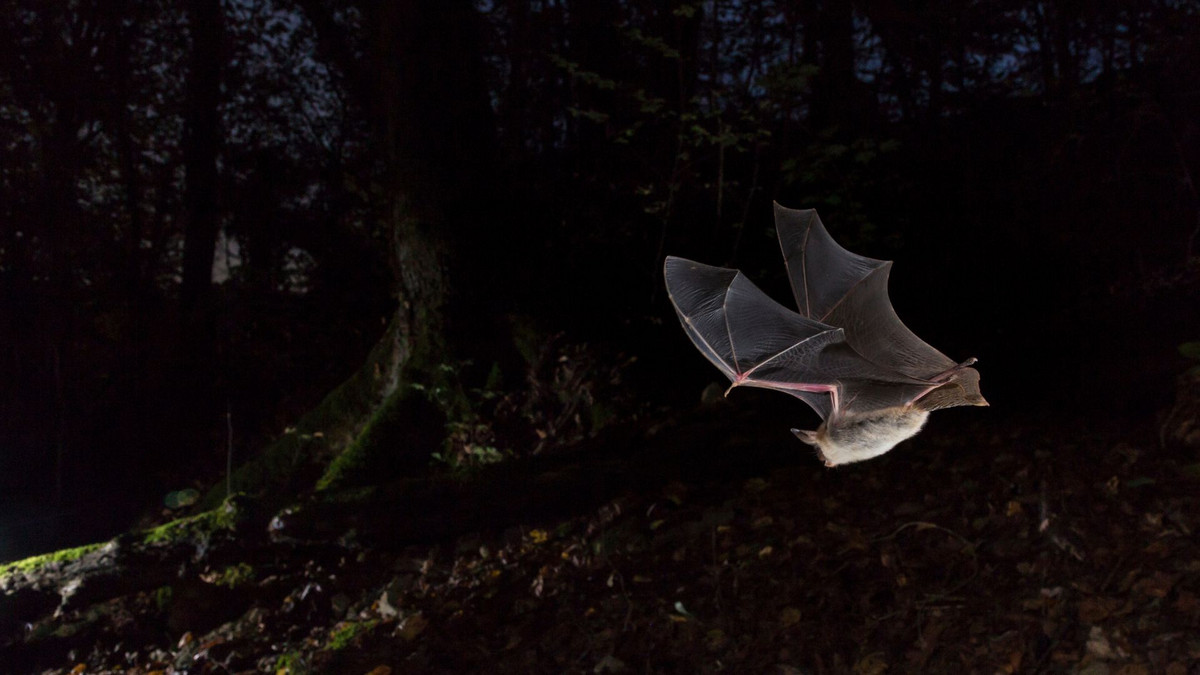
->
<box><xmin>706</xmin><ymin>628</ymin><xmax>727</xmax><ymax>650</ymax></box>
<box><xmin>662</xmin><ymin>481</ymin><xmax>687</xmax><ymax>505</ymax></box>
<box><xmin>1132</xmin><ymin>571</ymin><xmax>1177</xmax><ymax>598</ymax></box>
<box><xmin>1078</xmin><ymin>596</ymin><xmax>1121</xmax><ymax>623</ymax></box>
<box><xmin>854</xmin><ymin>652</ymin><xmax>888</xmax><ymax>675</ymax></box>
<box><xmin>1086</xmin><ymin>626</ymin><xmax>1116</xmax><ymax>659</ymax></box>
<box><xmin>397</xmin><ymin>612</ymin><xmax>428</xmax><ymax>641</ymax></box>
<box><xmin>1173</xmin><ymin>590</ymin><xmax>1198</xmax><ymax>613</ymax></box>
<box><xmin>999</xmin><ymin>649</ymin><xmax>1022</xmax><ymax>674</ymax></box>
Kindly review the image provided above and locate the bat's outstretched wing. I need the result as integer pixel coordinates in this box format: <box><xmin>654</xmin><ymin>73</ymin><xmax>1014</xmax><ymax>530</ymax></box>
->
<box><xmin>665</xmin><ymin>205</ymin><xmax>986</xmax><ymax>464</ymax></box>
<box><xmin>774</xmin><ymin>204</ymin><xmax>986</xmax><ymax>412</ymax></box>
<box><xmin>664</xmin><ymin>256</ymin><xmax>934</xmax><ymax>420</ymax></box>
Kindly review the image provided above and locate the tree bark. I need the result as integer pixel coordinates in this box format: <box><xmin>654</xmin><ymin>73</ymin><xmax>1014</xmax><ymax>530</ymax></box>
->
<box><xmin>208</xmin><ymin>0</ymin><xmax>503</xmax><ymax>503</ymax></box>
<box><xmin>298</xmin><ymin>0</ymin><xmax>497</xmax><ymax>381</ymax></box>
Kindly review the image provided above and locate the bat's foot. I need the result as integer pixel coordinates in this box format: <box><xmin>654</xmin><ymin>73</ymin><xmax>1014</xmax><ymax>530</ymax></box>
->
<box><xmin>931</xmin><ymin>357</ymin><xmax>979</xmax><ymax>383</ymax></box>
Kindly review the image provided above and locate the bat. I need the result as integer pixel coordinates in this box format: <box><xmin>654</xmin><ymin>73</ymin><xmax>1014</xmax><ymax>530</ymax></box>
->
<box><xmin>664</xmin><ymin>203</ymin><xmax>987</xmax><ymax>466</ymax></box>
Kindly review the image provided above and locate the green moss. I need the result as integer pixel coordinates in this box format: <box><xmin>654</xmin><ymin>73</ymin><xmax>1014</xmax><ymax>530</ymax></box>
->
<box><xmin>484</xmin><ymin>361</ymin><xmax>503</xmax><ymax>391</ymax></box>
<box><xmin>315</xmin><ymin>388</ymin><xmax>444</xmax><ymax>492</ymax></box>
<box><xmin>201</xmin><ymin>319</ymin><xmax>409</xmax><ymax>509</ymax></box>
<box><xmin>326</xmin><ymin>619</ymin><xmax>379</xmax><ymax>651</ymax></box>
<box><xmin>153</xmin><ymin>585</ymin><xmax>173</xmax><ymax>610</ymax></box>
<box><xmin>316</xmin><ymin>485</ymin><xmax>379</xmax><ymax>504</ymax></box>
<box><xmin>589</xmin><ymin>401</ymin><xmax>615</xmax><ymax>432</ymax></box>
<box><xmin>274</xmin><ymin>651</ymin><xmax>309</xmax><ymax>674</ymax></box>
<box><xmin>508</xmin><ymin>314</ymin><xmax>544</xmax><ymax>367</ymax></box>
<box><xmin>142</xmin><ymin>496</ymin><xmax>245</xmax><ymax>545</ymax></box>
<box><xmin>0</xmin><ymin>542</ymin><xmax>107</xmax><ymax>579</ymax></box>
<box><xmin>1</xmin><ymin>496</ymin><xmax>246</xmax><ymax>581</ymax></box>
<box><xmin>209</xmin><ymin>562</ymin><xmax>255</xmax><ymax>588</ymax></box>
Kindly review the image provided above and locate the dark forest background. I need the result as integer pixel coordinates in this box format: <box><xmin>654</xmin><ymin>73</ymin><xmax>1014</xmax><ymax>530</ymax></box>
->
<box><xmin>1</xmin><ymin>0</ymin><xmax>1198</xmax><ymax>562</ymax></box>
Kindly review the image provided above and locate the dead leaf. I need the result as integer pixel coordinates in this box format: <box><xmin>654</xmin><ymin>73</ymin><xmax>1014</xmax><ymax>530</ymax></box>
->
<box><xmin>1174</xmin><ymin>590</ymin><xmax>1197</xmax><ymax>613</ymax></box>
<box><xmin>744</xmin><ymin>478</ymin><xmax>768</xmax><ymax>493</ymax></box>
<box><xmin>662</xmin><ymin>481</ymin><xmax>687</xmax><ymax>505</ymax></box>
<box><xmin>594</xmin><ymin>654</ymin><xmax>627</xmax><ymax>673</ymax></box>
<box><xmin>1078</xmin><ymin>597</ymin><xmax>1121</xmax><ymax>623</ymax></box>
<box><xmin>854</xmin><ymin>652</ymin><xmax>888</xmax><ymax>675</ymax></box>
<box><xmin>1002</xmin><ymin>650</ymin><xmax>1022</xmax><ymax>673</ymax></box>
<box><xmin>1132</xmin><ymin>571</ymin><xmax>1177</xmax><ymax>598</ymax></box>
<box><xmin>1086</xmin><ymin>626</ymin><xmax>1116</xmax><ymax>659</ymax></box>
<box><xmin>376</xmin><ymin>591</ymin><xmax>399</xmax><ymax>620</ymax></box>
<box><xmin>1105</xmin><ymin>475</ymin><xmax>1120</xmax><ymax>494</ymax></box>
<box><xmin>706</xmin><ymin>629</ymin><xmax>727</xmax><ymax>650</ymax></box>
<box><xmin>396</xmin><ymin>612</ymin><xmax>428</xmax><ymax>641</ymax></box>
<box><xmin>779</xmin><ymin>606</ymin><xmax>801</xmax><ymax>626</ymax></box>
<box><xmin>752</xmin><ymin>516</ymin><xmax>774</xmax><ymax>529</ymax></box>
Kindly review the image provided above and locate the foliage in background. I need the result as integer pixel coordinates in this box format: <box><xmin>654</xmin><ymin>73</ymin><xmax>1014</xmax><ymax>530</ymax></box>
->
<box><xmin>0</xmin><ymin>0</ymin><xmax>1197</xmax><ymax>520</ymax></box>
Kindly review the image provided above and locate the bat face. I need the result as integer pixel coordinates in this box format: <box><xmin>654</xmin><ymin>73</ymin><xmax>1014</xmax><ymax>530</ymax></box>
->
<box><xmin>665</xmin><ymin>203</ymin><xmax>986</xmax><ymax>466</ymax></box>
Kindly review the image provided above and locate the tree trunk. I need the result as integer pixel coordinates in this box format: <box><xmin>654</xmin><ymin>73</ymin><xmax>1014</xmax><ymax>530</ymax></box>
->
<box><xmin>174</xmin><ymin>0</ymin><xmax>224</xmax><ymax>469</ymax></box>
<box><xmin>212</xmin><ymin>0</ymin><xmax>499</xmax><ymax>505</ymax></box>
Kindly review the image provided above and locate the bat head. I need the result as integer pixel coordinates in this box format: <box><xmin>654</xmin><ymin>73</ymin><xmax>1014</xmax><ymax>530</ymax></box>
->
<box><xmin>792</xmin><ymin>407</ymin><xmax>930</xmax><ymax>467</ymax></box>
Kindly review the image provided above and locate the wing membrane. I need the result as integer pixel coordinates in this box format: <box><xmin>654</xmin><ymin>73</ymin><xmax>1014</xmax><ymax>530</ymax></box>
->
<box><xmin>664</xmin><ymin>255</ymin><xmax>938</xmax><ymax>419</ymax></box>
<box><xmin>774</xmin><ymin>204</ymin><xmax>985</xmax><ymax>409</ymax></box>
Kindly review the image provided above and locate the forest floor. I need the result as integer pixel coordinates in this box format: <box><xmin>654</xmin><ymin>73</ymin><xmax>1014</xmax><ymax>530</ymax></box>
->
<box><xmin>1</xmin><ymin>400</ymin><xmax>1198</xmax><ymax>674</ymax></box>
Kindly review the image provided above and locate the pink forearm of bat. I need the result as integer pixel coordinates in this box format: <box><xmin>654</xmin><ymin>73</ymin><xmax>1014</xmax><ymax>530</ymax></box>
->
<box><xmin>726</xmin><ymin>377</ymin><xmax>840</xmax><ymax>414</ymax></box>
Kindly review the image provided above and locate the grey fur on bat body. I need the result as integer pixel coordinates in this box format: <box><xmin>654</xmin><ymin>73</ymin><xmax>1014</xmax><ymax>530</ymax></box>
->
<box><xmin>664</xmin><ymin>203</ymin><xmax>987</xmax><ymax>466</ymax></box>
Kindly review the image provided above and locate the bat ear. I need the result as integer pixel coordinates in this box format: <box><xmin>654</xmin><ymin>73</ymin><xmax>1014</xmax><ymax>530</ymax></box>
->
<box><xmin>790</xmin><ymin>428</ymin><xmax>820</xmax><ymax>446</ymax></box>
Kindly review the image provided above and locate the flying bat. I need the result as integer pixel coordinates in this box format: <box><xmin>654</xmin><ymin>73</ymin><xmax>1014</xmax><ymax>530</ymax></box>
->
<box><xmin>664</xmin><ymin>203</ymin><xmax>987</xmax><ymax>466</ymax></box>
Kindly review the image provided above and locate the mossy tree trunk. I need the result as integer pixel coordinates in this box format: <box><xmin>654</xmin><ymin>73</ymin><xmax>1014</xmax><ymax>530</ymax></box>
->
<box><xmin>206</xmin><ymin>0</ymin><xmax>498</xmax><ymax>505</ymax></box>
